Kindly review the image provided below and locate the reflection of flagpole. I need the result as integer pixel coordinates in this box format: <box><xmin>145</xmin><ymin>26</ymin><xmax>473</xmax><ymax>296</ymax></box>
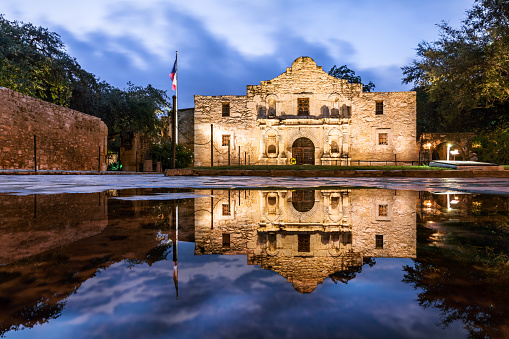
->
<box><xmin>173</xmin><ymin>204</ymin><xmax>179</xmax><ymax>299</ymax></box>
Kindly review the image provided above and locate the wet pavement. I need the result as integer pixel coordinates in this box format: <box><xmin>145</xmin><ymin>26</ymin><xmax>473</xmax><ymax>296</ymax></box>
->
<box><xmin>1</xmin><ymin>174</ymin><xmax>509</xmax><ymax>196</ymax></box>
<box><xmin>0</xmin><ymin>177</ymin><xmax>508</xmax><ymax>338</ymax></box>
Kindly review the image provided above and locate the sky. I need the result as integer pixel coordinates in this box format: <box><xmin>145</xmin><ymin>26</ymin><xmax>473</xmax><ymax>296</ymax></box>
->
<box><xmin>2</xmin><ymin>0</ymin><xmax>475</xmax><ymax>108</ymax></box>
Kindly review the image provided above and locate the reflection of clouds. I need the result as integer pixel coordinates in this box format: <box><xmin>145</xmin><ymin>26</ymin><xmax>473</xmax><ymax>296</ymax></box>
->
<box><xmin>181</xmin><ymin>256</ymin><xmax>257</xmax><ymax>283</ymax></box>
<box><xmin>12</xmin><ymin>246</ymin><xmax>467</xmax><ymax>338</ymax></box>
<box><xmin>66</xmin><ymin>262</ymin><xmax>169</xmax><ymax>325</ymax></box>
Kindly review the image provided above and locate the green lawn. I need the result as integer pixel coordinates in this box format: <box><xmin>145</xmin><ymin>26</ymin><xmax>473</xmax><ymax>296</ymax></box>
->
<box><xmin>195</xmin><ymin>165</ymin><xmax>446</xmax><ymax>171</ymax></box>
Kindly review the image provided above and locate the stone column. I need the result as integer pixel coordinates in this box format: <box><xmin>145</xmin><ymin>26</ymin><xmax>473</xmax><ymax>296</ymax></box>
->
<box><xmin>259</xmin><ymin>191</ymin><xmax>267</xmax><ymax>222</ymax></box>
<box><xmin>342</xmin><ymin>126</ymin><xmax>349</xmax><ymax>157</ymax></box>
<box><xmin>278</xmin><ymin>190</ymin><xmax>287</xmax><ymax>222</ymax></box>
<box><xmin>322</xmin><ymin>191</ymin><xmax>330</xmax><ymax>224</ymax></box>
<box><xmin>259</xmin><ymin>128</ymin><xmax>266</xmax><ymax>161</ymax></box>
<box><xmin>342</xmin><ymin>193</ymin><xmax>349</xmax><ymax>226</ymax></box>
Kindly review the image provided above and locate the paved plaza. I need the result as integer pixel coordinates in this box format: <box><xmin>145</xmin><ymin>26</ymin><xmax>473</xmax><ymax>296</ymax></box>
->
<box><xmin>0</xmin><ymin>174</ymin><xmax>508</xmax><ymax>196</ymax></box>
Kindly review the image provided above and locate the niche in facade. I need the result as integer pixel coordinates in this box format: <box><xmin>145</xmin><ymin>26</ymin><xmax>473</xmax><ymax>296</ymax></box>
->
<box><xmin>267</xmin><ymin>193</ymin><xmax>278</xmax><ymax>216</ymax></box>
<box><xmin>268</xmin><ymin>98</ymin><xmax>276</xmax><ymax>117</ymax></box>
<box><xmin>266</xmin><ymin>134</ymin><xmax>278</xmax><ymax>158</ymax></box>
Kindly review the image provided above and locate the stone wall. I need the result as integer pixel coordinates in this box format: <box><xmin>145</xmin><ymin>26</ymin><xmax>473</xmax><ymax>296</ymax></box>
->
<box><xmin>351</xmin><ymin>92</ymin><xmax>417</xmax><ymax>161</ymax></box>
<box><xmin>177</xmin><ymin>108</ymin><xmax>195</xmax><ymax>152</ymax></box>
<box><xmin>194</xmin><ymin>95</ymin><xmax>254</xmax><ymax>166</ymax></box>
<box><xmin>0</xmin><ymin>88</ymin><xmax>108</xmax><ymax>171</ymax></box>
<box><xmin>193</xmin><ymin>57</ymin><xmax>418</xmax><ymax>166</ymax></box>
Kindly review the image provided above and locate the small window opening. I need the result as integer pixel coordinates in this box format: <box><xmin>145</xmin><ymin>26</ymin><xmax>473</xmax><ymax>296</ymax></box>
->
<box><xmin>222</xmin><ymin>102</ymin><xmax>230</xmax><ymax>116</ymax></box>
<box><xmin>222</xmin><ymin>203</ymin><xmax>230</xmax><ymax>216</ymax></box>
<box><xmin>222</xmin><ymin>135</ymin><xmax>230</xmax><ymax>147</ymax></box>
<box><xmin>378</xmin><ymin>204</ymin><xmax>388</xmax><ymax>217</ymax></box>
<box><xmin>378</xmin><ymin>133</ymin><xmax>388</xmax><ymax>145</ymax></box>
<box><xmin>375</xmin><ymin>101</ymin><xmax>383</xmax><ymax>115</ymax></box>
<box><xmin>298</xmin><ymin>98</ymin><xmax>309</xmax><ymax>116</ymax></box>
<box><xmin>376</xmin><ymin>235</ymin><xmax>384</xmax><ymax>249</ymax></box>
<box><xmin>222</xmin><ymin>233</ymin><xmax>230</xmax><ymax>248</ymax></box>
<box><xmin>298</xmin><ymin>234</ymin><xmax>310</xmax><ymax>252</ymax></box>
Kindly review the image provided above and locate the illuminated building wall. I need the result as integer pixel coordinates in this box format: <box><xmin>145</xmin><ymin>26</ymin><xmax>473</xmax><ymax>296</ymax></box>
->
<box><xmin>194</xmin><ymin>57</ymin><xmax>417</xmax><ymax>166</ymax></box>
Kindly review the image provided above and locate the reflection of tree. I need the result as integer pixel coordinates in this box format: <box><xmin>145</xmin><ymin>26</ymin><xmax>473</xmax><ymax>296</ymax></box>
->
<box><xmin>402</xmin><ymin>222</ymin><xmax>509</xmax><ymax>338</ymax></box>
<box><xmin>0</xmin><ymin>193</ymin><xmax>188</xmax><ymax>337</ymax></box>
<box><xmin>329</xmin><ymin>257</ymin><xmax>376</xmax><ymax>284</ymax></box>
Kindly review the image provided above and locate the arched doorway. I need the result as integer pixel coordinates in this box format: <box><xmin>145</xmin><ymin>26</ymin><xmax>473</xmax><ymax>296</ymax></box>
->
<box><xmin>292</xmin><ymin>137</ymin><xmax>315</xmax><ymax>165</ymax></box>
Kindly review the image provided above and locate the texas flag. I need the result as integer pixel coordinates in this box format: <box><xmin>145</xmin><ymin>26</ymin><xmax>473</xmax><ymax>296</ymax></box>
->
<box><xmin>169</xmin><ymin>59</ymin><xmax>177</xmax><ymax>90</ymax></box>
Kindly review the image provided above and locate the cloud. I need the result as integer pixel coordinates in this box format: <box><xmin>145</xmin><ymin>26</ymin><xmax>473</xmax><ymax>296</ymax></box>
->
<box><xmin>1</xmin><ymin>0</ymin><xmax>475</xmax><ymax>108</ymax></box>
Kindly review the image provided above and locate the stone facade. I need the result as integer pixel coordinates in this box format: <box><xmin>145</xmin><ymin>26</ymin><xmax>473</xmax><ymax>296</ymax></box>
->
<box><xmin>0</xmin><ymin>88</ymin><xmax>108</xmax><ymax>171</ymax></box>
<box><xmin>194</xmin><ymin>188</ymin><xmax>417</xmax><ymax>293</ymax></box>
<box><xmin>194</xmin><ymin>57</ymin><xmax>417</xmax><ymax>166</ymax></box>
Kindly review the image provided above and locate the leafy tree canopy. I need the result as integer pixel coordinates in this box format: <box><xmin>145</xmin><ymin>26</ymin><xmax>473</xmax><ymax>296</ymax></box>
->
<box><xmin>402</xmin><ymin>0</ymin><xmax>509</xmax><ymax>132</ymax></box>
<box><xmin>0</xmin><ymin>14</ymin><xmax>170</xmax><ymax>139</ymax></box>
<box><xmin>328</xmin><ymin>65</ymin><xmax>376</xmax><ymax>92</ymax></box>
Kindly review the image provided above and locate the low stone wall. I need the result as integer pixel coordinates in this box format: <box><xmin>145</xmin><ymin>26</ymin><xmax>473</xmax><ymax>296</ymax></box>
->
<box><xmin>0</xmin><ymin>88</ymin><xmax>108</xmax><ymax>171</ymax></box>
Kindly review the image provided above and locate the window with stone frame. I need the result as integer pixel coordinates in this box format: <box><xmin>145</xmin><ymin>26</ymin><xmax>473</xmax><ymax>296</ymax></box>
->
<box><xmin>222</xmin><ymin>134</ymin><xmax>230</xmax><ymax>147</ymax></box>
<box><xmin>222</xmin><ymin>203</ymin><xmax>230</xmax><ymax>216</ymax></box>
<box><xmin>378</xmin><ymin>133</ymin><xmax>388</xmax><ymax>145</ymax></box>
<box><xmin>375</xmin><ymin>100</ymin><xmax>384</xmax><ymax>115</ymax></box>
<box><xmin>298</xmin><ymin>98</ymin><xmax>309</xmax><ymax>116</ymax></box>
<box><xmin>378</xmin><ymin>204</ymin><xmax>388</xmax><ymax>217</ymax></box>
<box><xmin>375</xmin><ymin>235</ymin><xmax>384</xmax><ymax>249</ymax></box>
<box><xmin>298</xmin><ymin>234</ymin><xmax>311</xmax><ymax>252</ymax></box>
<box><xmin>222</xmin><ymin>233</ymin><xmax>230</xmax><ymax>248</ymax></box>
<box><xmin>222</xmin><ymin>102</ymin><xmax>230</xmax><ymax>117</ymax></box>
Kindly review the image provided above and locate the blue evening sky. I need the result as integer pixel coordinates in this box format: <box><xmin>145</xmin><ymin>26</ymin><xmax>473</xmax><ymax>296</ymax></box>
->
<box><xmin>2</xmin><ymin>0</ymin><xmax>474</xmax><ymax>108</ymax></box>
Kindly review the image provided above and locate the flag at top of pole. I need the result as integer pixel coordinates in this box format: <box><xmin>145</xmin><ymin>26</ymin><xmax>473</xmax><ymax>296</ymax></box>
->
<box><xmin>169</xmin><ymin>57</ymin><xmax>177</xmax><ymax>91</ymax></box>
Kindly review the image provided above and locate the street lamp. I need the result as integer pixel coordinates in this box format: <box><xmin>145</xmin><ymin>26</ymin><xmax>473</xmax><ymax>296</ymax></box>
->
<box><xmin>450</xmin><ymin>149</ymin><xmax>459</xmax><ymax>161</ymax></box>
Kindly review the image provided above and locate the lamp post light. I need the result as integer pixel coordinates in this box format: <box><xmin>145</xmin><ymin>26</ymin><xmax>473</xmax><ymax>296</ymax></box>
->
<box><xmin>450</xmin><ymin>149</ymin><xmax>459</xmax><ymax>161</ymax></box>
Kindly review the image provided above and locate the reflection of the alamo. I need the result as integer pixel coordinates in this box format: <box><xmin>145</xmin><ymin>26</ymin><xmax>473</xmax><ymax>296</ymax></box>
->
<box><xmin>195</xmin><ymin>189</ymin><xmax>417</xmax><ymax>293</ymax></box>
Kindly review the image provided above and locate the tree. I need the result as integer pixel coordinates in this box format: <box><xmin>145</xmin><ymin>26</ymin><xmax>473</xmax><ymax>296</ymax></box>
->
<box><xmin>150</xmin><ymin>142</ymin><xmax>194</xmax><ymax>169</ymax></box>
<box><xmin>0</xmin><ymin>15</ymin><xmax>77</xmax><ymax>106</ymax></box>
<box><xmin>328</xmin><ymin>65</ymin><xmax>375</xmax><ymax>92</ymax></box>
<box><xmin>402</xmin><ymin>0</ymin><xmax>509</xmax><ymax>132</ymax></box>
<box><xmin>0</xmin><ymin>15</ymin><xmax>170</xmax><ymax>141</ymax></box>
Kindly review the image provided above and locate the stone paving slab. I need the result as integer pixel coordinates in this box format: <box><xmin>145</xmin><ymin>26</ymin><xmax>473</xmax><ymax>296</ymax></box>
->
<box><xmin>164</xmin><ymin>169</ymin><xmax>509</xmax><ymax>178</ymax></box>
<box><xmin>0</xmin><ymin>169</ymin><xmax>159</xmax><ymax>175</ymax></box>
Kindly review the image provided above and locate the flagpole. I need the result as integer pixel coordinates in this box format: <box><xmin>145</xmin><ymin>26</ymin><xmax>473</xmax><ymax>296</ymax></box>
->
<box><xmin>175</xmin><ymin>51</ymin><xmax>178</xmax><ymax>144</ymax></box>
